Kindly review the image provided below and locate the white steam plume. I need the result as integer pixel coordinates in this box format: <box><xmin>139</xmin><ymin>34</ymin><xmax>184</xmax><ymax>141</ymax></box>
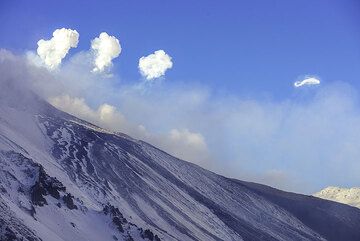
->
<box><xmin>91</xmin><ymin>32</ymin><xmax>121</xmax><ymax>73</ymax></box>
<box><xmin>138</xmin><ymin>50</ymin><xmax>173</xmax><ymax>80</ymax></box>
<box><xmin>37</xmin><ymin>28</ymin><xmax>79</xmax><ymax>69</ymax></box>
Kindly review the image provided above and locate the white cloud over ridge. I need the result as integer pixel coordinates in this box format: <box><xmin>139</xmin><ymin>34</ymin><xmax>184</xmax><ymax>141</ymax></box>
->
<box><xmin>37</xmin><ymin>28</ymin><xmax>79</xmax><ymax>69</ymax></box>
<box><xmin>138</xmin><ymin>50</ymin><xmax>173</xmax><ymax>80</ymax></box>
<box><xmin>49</xmin><ymin>94</ymin><xmax>209</xmax><ymax>165</ymax></box>
<box><xmin>165</xmin><ymin>128</ymin><xmax>208</xmax><ymax>164</ymax></box>
<box><xmin>49</xmin><ymin>95</ymin><xmax>128</xmax><ymax>132</ymax></box>
<box><xmin>294</xmin><ymin>77</ymin><xmax>320</xmax><ymax>88</ymax></box>
<box><xmin>91</xmin><ymin>32</ymin><xmax>121</xmax><ymax>73</ymax></box>
<box><xmin>169</xmin><ymin>128</ymin><xmax>206</xmax><ymax>149</ymax></box>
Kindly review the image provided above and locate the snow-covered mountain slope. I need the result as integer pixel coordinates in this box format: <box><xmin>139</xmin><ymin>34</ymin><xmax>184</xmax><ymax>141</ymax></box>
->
<box><xmin>1</xmin><ymin>76</ymin><xmax>360</xmax><ymax>240</ymax></box>
<box><xmin>314</xmin><ymin>186</ymin><xmax>360</xmax><ymax>209</ymax></box>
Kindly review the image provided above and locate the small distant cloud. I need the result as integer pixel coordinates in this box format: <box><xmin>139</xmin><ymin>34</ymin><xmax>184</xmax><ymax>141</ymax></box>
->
<box><xmin>91</xmin><ymin>32</ymin><xmax>121</xmax><ymax>73</ymax></box>
<box><xmin>138</xmin><ymin>50</ymin><xmax>173</xmax><ymax>80</ymax></box>
<box><xmin>294</xmin><ymin>77</ymin><xmax>321</xmax><ymax>88</ymax></box>
<box><xmin>161</xmin><ymin>128</ymin><xmax>209</xmax><ymax>164</ymax></box>
<box><xmin>169</xmin><ymin>128</ymin><xmax>207</xmax><ymax>151</ymax></box>
<box><xmin>37</xmin><ymin>28</ymin><xmax>79</xmax><ymax>69</ymax></box>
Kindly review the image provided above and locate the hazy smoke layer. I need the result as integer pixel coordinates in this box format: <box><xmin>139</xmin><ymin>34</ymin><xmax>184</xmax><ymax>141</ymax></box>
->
<box><xmin>1</xmin><ymin>50</ymin><xmax>360</xmax><ymax>194</ymax></box>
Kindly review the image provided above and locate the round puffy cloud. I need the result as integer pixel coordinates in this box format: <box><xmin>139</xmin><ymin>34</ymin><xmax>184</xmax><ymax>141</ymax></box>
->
<box><xmin>37</xmin><ymin>28</ymin><xmax>79</xmax><ymax>69</ymax></box>
<box><xmin>138</xmin><ymin>50</ymin><xmax>173</xmax><ymax>80</ymax></box>
<box><xmin>91</xmin><ymin>32</ymin><xmax>121</xmax><ymax>73</ymax></box>
<box><xmin>294</xmin><ymin>77</ymin><xmax>321</xmax><ymax>88</ymax></box>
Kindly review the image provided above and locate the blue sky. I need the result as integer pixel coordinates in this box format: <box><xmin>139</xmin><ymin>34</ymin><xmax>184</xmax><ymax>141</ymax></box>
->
<box><xmin>1</xmin><ymin>0</ymin><xmax>360</xmax><ymax>193</ymax></box>
<box><xmin>1</xmin><ymin>0</ymin><xmax>360</xmax><ymax>97</ymax></box>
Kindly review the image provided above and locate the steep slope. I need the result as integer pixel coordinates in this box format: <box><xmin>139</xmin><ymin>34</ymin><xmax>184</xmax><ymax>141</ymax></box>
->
<box><xmin>237</xmin><ymin>181</ymin><xmax>360</xmax><ymax>241</ymax></box>
<box><xmin>314</xmin><ymin>186</ymin><xmax>360</xmax><ymax>209</ymax></box>
<box><xmin>1</xmin><ymin>72</ymin><xmax>360</xmax><ymax>240</ymax></box>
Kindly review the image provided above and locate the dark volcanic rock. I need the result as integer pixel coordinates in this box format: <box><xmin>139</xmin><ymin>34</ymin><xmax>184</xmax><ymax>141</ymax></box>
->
<box><xmin>31</xmin><ymin>180</ymin><xmax>48</xmax><ymax>207</ymax></box>
<box><xmin>31</xmin><ymin>166</ymin><xmax>66</xmax><ymax>206</ymax></box>
<box><xmin>63</xmin><ymin>193</ymin><xmax>78</xmax><ymax>210</ymax></box>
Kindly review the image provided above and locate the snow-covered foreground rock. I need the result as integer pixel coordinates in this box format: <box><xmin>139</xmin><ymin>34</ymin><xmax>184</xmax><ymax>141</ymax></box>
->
<box><xmin>1</xmin><ymin>60</ymin><xmax>360</xmax><ymax>240</ymax></box>
<box><xmin>314</xmin><ymin>186</ymin><xmax>360</xmax><ymax>209</ymax></box>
